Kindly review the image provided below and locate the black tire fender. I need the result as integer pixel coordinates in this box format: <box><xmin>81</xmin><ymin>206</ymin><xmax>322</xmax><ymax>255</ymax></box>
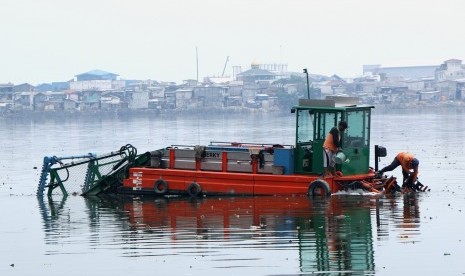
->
<box><xmin>308</xmin><ymin>179</ymin><xmax>331</xmax><ymax>197</ymax></box>
<box><xmin>187</xmin><ymin>182</ymin><xmax>202</xmax><ymax>197</ymax></box>
<box><xmin>154</xmin><ymin>179</ymin><xmax>168</xmax><ymax>194</ymax></box>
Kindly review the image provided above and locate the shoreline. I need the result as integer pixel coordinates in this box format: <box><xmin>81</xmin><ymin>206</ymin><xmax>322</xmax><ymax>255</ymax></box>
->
<box><xmin>1</xmin><ymin>102</ymin><xmax>464</xmax><ymax>121</ymax></box>
<box><xmin>0</xmin><ymin>106</ymin><xmax>283</xmax><ymax>121</ymax></box>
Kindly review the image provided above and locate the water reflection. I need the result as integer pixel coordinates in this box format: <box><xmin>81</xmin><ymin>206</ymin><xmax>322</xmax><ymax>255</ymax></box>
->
<box><xmin>397</xmin><ymin>194</ymin><xmax>422</xmax><ymax>240</ymax></box>
<box><xmin>38</xmin><ymin>195</ymin><xmax>70</xmax><ymax>243</ymax></box>
<box><xmin>298</xmin><ymin>198</ymin><xmax>375</xmax><ymax>274</ymax></box>
<box><xmin>375</xmin><ymin>193</ymin><xmax>422</xmax><ymax>242</ymax></box>
<box><xmin>38</xmin><ymin>194</ymin><xmax>423</xmax><ymax>274</ymax></box>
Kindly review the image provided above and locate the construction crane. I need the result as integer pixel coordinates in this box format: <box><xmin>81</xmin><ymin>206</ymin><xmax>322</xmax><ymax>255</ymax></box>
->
<box><xmin>221</xmin><ymin>56</ymin><xmax>229</xmax><ymax>77</ymax></box>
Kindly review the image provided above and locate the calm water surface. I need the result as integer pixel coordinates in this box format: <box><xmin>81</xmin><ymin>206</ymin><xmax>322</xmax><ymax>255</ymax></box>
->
<box><xmin>1</xmin><ymin>109</ymin><xmax>465</xmax><ymax>275</ymax></box>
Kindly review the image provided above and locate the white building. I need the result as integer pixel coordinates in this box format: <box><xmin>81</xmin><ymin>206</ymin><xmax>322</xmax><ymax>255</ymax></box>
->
<box><xmin>435</xmin><ymin>59</ymin><xmax>465</xmax><ymax>81</ymax></box>
<box><xmin>128</xmin><ymin>91</ymin><xmax>149</xmax><ymax>109</ymax></box>
<box><xmin>175</xmin><ymin>89</ymin><xmax>193</xmax><ymax>108</ymax></box>
<box><xmin>70</xmin><ymin>80</ymin><xmax>125</xmax><ymax>91</ymax></box>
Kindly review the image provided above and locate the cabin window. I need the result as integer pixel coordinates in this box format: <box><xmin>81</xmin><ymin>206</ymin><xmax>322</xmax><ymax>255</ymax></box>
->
<box><xmin>297</xmin><ymin>109</ymin><xmax>313</xmax><ymax>143</ymax></box>
<box><xmin>313</xmin><ymin>112</ymin><xmax>341</xmax><ymax>140</ymax></box>
<box><xmin>317</xmin><ymin>112</ymin><xmax>338</xmax><ymax>140</ymax></box>
<box><xmin>345</xmin><ymin>110</ymin><xmax>370</xmax><ymax>147</ymax></box>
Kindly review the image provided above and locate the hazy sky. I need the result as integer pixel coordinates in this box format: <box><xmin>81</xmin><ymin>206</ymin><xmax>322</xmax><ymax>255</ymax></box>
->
<box><xmin>1</xmin><ymin>0</ymin><xmax>464</xmax><ymax>84</ymax></box>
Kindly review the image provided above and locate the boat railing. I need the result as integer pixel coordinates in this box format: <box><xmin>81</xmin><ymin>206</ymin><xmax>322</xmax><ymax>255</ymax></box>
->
<box><xmin>209</xmin><ymin>141</ymin><xmax>294</xmax><ymax>148</ymax></box>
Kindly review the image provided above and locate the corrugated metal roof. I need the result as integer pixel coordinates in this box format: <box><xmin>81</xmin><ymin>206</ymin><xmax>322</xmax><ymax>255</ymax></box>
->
<box><xmin>237</xmin><ymin>68</ymin><xmax>275</xmax><ymax>77</ymax></box>
<box><xmin>76</xmin><ymin>69</ymin><xmax>119</xmax><ymax>76</ymax></box>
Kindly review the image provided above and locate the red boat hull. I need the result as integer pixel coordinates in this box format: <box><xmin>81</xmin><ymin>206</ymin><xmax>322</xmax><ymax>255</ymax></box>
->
<box><xmin>122</xmin><ymin>167</ymin><xmax>375</xmax><ymax>196</ymax></box>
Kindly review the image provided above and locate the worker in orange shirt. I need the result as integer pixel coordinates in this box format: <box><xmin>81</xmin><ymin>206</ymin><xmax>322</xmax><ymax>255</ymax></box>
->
<box><xmin>377</xmin><ymin>152</ymin><xmax>419</xmax><ymax>184</ymax></box>
<box><xmin>323</xmin><ymin>121</ymin><xmax>348</xmax><ymax>176</ymax></box>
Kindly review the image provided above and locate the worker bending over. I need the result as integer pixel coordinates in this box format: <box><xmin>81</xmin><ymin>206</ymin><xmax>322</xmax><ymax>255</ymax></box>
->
<box><xmin>377</xmin><ymin>152</ymin><xmax>419</xmax><ymax>183</ymax></box>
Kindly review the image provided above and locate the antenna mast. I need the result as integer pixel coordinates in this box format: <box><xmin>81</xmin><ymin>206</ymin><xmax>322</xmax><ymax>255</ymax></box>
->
<box><xmin>222</xmin><ymin>56</ymin><xmax>229</xmax><ymax>77</ymax></box>
<box><xmin>196</xmin><ymin>47</ymin><xmax>199</xmax><ymax>82</ymax></box>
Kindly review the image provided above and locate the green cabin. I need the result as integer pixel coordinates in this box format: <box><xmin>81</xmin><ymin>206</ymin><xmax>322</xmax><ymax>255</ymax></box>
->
<box><xmin>292</xmin><ymin>98</ymin><xmax>374</xmax><ymax>176</ymax></box>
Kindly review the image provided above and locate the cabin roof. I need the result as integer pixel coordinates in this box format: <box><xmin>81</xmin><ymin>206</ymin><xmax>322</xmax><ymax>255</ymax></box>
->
<box><xmin>293</xmin><ymin>98</ymin><xmax>374</xmax><ymax>111</ymax></box>
<box><xmin>293</xmin><ymin>104</ymin><xmax>374</xmax><ymax>112</ymax></box>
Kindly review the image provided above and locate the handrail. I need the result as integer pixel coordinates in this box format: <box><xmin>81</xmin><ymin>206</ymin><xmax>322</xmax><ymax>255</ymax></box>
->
<box><xmin>209</xmin><ymin>141</ymin><xmax>294</xmax><ymax>148</ymax></box>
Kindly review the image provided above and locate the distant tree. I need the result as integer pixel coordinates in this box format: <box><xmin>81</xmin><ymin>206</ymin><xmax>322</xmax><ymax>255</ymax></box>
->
<box><xmin>273</xmin><ymin>75</ymin><xmax>327</xmax><ymax>109</ymax></box>
<box><xmin>276</xmin><ymin>89</ymin><xmax>296</xmax><ymax>110</ymax></box>
<box><xmin>272</xmin><ymin>75</ymin><xmax>305</xmax><ymax>86</ymax></box>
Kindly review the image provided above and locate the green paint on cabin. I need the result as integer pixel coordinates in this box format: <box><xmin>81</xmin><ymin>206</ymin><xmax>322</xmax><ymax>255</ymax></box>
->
<box><xmin>293</xmin><ymin>98</ymin><xmax>374</xmax><ymax>176</ymax></box>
